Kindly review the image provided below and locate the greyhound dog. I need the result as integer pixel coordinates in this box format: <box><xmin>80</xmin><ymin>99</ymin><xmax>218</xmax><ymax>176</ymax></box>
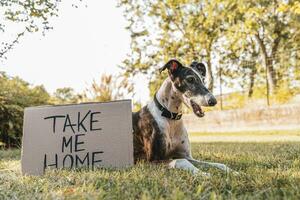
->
<box><xmin>132</xmin><ymin>59</ymin><xmax>234</xmax><ymax>175</ymax></box>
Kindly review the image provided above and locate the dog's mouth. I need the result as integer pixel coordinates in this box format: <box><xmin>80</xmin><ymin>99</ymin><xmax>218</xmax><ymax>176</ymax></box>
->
<box><xmin>190</xmin><ymin>100</ymin><xmax>204</xmax><ymax>118</ymax></box>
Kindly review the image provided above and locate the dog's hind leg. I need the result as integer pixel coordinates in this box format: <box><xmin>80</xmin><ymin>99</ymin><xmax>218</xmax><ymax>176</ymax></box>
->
<box><xmin>168</xmin><ymin>159</ymin><xmax>210</xmax><ymax>177</ymax></box>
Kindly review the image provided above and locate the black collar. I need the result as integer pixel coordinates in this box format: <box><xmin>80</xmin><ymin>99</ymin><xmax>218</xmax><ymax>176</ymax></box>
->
<box><xmin>153</xmin><ymin>93</ymin><xmax>182</xmax><ymax>120</ymax></box>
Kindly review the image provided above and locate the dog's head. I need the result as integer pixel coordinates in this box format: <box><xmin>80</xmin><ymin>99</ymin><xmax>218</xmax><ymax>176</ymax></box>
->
<box><xmin>159</xmin><ymin>59</ymin><xmax>217</xmax><ymax>117</ymax></box>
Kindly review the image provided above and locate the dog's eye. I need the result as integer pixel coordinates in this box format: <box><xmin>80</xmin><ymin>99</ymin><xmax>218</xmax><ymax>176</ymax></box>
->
<box><xmin>187</xmin><ymin>77</ymin><xmax>195</xmax><ymax>83</ymax></box>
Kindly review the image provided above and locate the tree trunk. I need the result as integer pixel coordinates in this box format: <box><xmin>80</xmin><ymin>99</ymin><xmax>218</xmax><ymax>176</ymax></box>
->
<box><xmin>1</xmin><ymin>128</ymin><xmax>9</xmax><ymax>149</ymax></box>
<box><xmin>255</xmin><ymin>34</ymin><xmax>277</xmax><ymax>93</ymax></box>
<box><xmin>265</xmin><ymin>56</ymin><xmax>277</xmax><ymax>93</ymax></box>
<box><xmin>248</xmin><ymin>66</ymin><xmax>257</xmax><ymax>98</ymax></box>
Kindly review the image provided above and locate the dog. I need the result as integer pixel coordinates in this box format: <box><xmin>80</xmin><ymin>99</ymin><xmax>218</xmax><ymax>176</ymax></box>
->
<box><xmin>132</xmin><ymin>59</ymin><xmax>234</xmax><ymax>175</ymax></box>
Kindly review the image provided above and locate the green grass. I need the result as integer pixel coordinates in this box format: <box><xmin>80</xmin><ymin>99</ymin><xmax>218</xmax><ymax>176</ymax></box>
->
<box><xmin>189</xmin><ymin>130</ymin><xmax>300</xmax><ymax>143</ymax></box>
<box><xmin>1</xmin><ymin>141</ymin><xmax>300</xmax><ymax>199</ymax></box>
<box><xmin>189</xmin><ymin>130</ymin><xmax>300</xmax><ymax>137</ymax></box>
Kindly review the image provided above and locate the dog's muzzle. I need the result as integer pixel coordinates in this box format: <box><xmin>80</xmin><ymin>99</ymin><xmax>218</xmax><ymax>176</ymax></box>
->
<box><xmin>205</xmin><ymin>94</ymin><xmax>217</xmax><ymax>106</ymax></box>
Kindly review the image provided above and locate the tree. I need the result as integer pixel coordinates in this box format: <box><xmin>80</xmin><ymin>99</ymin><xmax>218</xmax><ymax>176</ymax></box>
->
<box><xmin>0</xmin><ymin>72</ymin><xmax>50</xmax><ymax>148</ymax></box>
<box><xmin>120</xmin><ymin>0</ymin><xmax>300</xmax><ymax>101</ymax></box>
<box><xmin>119</xmin><ymin>0</ymin><xmax>236</xmax><ymax>94</ymax></box>
<box><xmin>225</xmin><ymin>0</ymin><xmax>299</xmax><ymax>94</ymax></box>
<box><xmin>0</xmin><ymin>0</ymin><xmax>83</xmax><ymax>59</ymax></box>
<box><xmin>217</xmin><ymin>33</ymin><xmax>262</xmax><ymax>99</ymax></box>
<box><xmin>85</xmin><ymin>74</ymin><xmax>133</xmax><ymax>102</ymax></box>
<box><xmin>52</xmin><ymin>87</ymin><xmax>80</xmax><ymax>104</ymax></box>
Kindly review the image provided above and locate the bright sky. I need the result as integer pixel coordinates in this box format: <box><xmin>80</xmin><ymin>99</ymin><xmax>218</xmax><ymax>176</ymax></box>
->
<box><xmin>2</xmin><ymin>1</ymin><xmax>149</xmax><ymax>103</ymax></box>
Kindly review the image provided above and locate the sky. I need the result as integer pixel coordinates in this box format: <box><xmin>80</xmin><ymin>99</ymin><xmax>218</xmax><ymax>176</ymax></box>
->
<box><xmin>2</xmin><ymin>0</ymin><xmax>149</xmax><ymax>103</ymax></box>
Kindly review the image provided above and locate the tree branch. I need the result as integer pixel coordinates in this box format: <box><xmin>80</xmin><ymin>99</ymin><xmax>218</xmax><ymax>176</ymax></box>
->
<box><xmin>0</xmin><ymin>30</ymin><xmax>26</xmax><ymax>59</ymax></box>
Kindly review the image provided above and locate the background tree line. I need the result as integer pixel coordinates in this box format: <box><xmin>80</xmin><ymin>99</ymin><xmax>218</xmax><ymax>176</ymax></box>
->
<box><xmin>118</xmin><ymin>0</ymin><xmax>300</xmax><ymax>103</ymax></box>
<box><xmin>0</xmin><ymin>72</ymin><xmax>131</xmax><ymax>148</ymax></box>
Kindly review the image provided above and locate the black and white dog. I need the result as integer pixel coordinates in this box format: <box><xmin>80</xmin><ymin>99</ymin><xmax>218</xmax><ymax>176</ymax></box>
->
<box><xmin>132</xmin><ymin>59</ymin><xmax>235</xmax><ymax>175</ymax></box>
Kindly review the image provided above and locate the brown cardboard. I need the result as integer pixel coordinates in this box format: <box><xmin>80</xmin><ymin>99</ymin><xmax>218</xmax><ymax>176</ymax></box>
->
<box><xmin>21</xmin><ymin>100</ymin><xmax>133</xmax><ymax>175</ymax></box>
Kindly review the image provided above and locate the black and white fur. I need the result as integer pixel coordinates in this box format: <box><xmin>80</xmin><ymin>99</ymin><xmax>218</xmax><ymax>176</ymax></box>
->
<box><xmin>132</xmin><ymin>59</ymin><xmax>234</xmax><ymax>175</ymax></box>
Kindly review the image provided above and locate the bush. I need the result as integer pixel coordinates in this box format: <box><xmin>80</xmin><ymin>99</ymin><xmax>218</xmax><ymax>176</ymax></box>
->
<box><xmin>0</xmin><ymin>72</ymin><xmax>50</xmax><ymax>148</ymax></box>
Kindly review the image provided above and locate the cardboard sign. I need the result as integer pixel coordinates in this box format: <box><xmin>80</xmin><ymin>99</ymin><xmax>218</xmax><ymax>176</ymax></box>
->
<box><xmin>21</xmin><ymin>100</ymin><xmax>133</xmax><ymax>175</ymax></box>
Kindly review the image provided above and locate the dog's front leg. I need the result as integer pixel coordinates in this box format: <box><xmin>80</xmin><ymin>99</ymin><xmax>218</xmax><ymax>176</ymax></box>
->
<box><xmin>168</xmin><ymin>159</ymin><xmax>210</xmax><ymax>177</ymax></box>
<box><xmin>186</xmin><ymin>158</ymin><xmax>238</xmax><ymax>175</ymax></box>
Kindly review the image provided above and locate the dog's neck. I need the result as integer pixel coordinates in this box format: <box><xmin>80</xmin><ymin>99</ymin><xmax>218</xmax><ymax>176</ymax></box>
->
<box><xmin>156</xmin><ymin>78</ymin><xmax>183</xmax><ymax>114</ymax></box>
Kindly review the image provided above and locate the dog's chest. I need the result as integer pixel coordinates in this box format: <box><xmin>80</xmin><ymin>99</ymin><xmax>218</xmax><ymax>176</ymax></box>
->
<box><xmin>147</xmin><ymin>101</ymin><xmax>189</xmax><ymax>157</ymax></box>
<box><xmin>157</xmin><ymin>118</ymin><xmax>187</xmax><ymax>154</ymax></box>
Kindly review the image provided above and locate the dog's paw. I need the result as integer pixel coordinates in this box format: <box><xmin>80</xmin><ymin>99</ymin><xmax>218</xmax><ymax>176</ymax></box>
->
<box><xmin>190</xmin><ymin>166</ymin><xmax>211</xmax><ymax>177</ymax></box>
<box><xmin>231</xmin><ymin>170</ymin><xmax>240</xmax><ymax>176</ymax></box>
<box><xmin>196</xmin><ymin>170</ymin><xmax>211</xmax><ymax>178</ymax></box>
<box><xmin>168</xmin><ymin>159</ymin><xmax>211</xmax><ymax>177</ymax></box>
<box><xmin>169</xmin><ymin>159</ymin><xmax>197</xmax><ymax>173</ymax></box>
<box><xmin>225</xmin><ymin>168</ymin><xmax>241</xmax><ymax>177</ymax></box>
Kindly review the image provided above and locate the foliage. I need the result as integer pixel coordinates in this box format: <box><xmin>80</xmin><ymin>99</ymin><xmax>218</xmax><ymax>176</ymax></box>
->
<box><xmin>84</xmin><ymin>74</ymin><xmax>133</xmax><ymax>102</ymax></box>
<box><xmin>272</xmin><ymin>85</ymin><xmax>296</xmax><ymax>104</ymax></box>
<box><xmin>206</xmin><ymin>86</ymin><xmax>296</xmax><ymax>111</ymax></box>
<box><xmin>118</xmin><ymin>0</ymin><xmax>236</xmax><ymax>93</ymax></box>
<box><xmin>220</xmin><ymin>92</ymin><xmax>247</xmax><ymax>110</ymax></box>
<box><xmin>51</xmin><ymin>87</ymin><xmax>81</xmax><ymax>104</ymax></box>
<box><xmin>225</xmin><ymin>0</ymin><xmax>299</xmax><ymax>94</ymax></box>
<box><xmin>0</xmin><ymin>72</ymin><xmax>135</xmax><ymax>148</ymax></box>
<box><xmin>1</xmin><ymin>138</ymin><xmax>300</xmax><ymax>199</ymax></box>
<box><xmin>0</xmin><ymin>0</ymin><xmax>83</xmax><ymax>59</ymax></box>
<box><xmin>0</xmin><ymin>72</ymin><xmax>50</xmax><ymax>148</ymax></box>
<box><xmin>132</xmin><ymin>101</ymin><xmax>142</xmax><ymax>112</ymax></box>
<box><xmin>118</xmin><ymin>0</ymin><xmax>300</xmax><ymax>99</ymax></box>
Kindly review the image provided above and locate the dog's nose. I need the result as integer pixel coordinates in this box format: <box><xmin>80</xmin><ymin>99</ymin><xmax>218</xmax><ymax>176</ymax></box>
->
<box><xmin>208</xmin><ymin>97</ymin><xmax>217</xmax><ymax>106</ymax></box>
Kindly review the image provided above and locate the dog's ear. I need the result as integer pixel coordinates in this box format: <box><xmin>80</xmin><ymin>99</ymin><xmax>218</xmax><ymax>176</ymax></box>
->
<box><xmin>159</xmin><ymin>59</ymin><xmax>183</xmax><ymax>74</ymax></box>
<box><xmin>191</xmin><ymin>61</ymin><xmax>206</xmax><ymax>77</ymax></box>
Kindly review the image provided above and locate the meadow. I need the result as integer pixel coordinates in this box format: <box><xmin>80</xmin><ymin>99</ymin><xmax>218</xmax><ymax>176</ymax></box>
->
<box><xmin>1</xmin><ymin>131</ymin><xmax>300</xmax><ymax>200</ymax></box>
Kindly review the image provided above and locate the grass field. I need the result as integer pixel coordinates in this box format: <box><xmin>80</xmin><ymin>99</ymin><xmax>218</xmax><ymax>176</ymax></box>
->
<box><xmin>189</xmin><ymin>130</ymin><xmax>300</xmax><ymax>143</ymax></box>
<box><xmin>1</xmin><ymin>131</ymin><xmax>300</xmax><ymax>199</ymax></box>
